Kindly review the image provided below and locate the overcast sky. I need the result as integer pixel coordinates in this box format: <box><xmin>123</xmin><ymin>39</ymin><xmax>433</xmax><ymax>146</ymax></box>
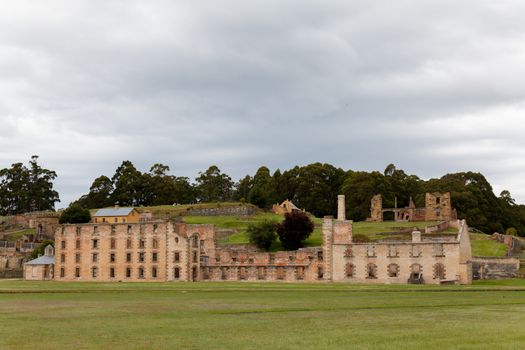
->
<box><xmin>1</xmin><ymin>1</ymin><xmax>525</xmax><ymax>207</ymax></box>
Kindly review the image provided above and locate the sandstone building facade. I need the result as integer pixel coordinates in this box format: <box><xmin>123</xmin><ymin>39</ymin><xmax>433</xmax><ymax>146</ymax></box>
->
<box><xmin>50</xmin><ymin>195</ymin><xmax>472</xmax><ymax>284</ymax></box>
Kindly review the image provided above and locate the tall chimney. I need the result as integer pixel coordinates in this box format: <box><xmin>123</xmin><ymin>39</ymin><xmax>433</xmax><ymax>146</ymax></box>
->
<box><xmin>337</xmin><ymin>195</ymin><xmax>346</xmax><ymax>221</ymax></box>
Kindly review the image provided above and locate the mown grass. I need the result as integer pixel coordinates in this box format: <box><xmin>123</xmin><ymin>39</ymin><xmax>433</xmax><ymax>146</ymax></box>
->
<box><xmin>0</xmin><ymin>280</ymin><xmax>524</xmax><ymax>350</ymax></box>
<box><xmin>471</xmin><ymin>233</ymin><xmax>508</xmax><ymax>257</ymax></box>
<box><xmin>2</xmin><ymin>228</ymin><xmax>37</xmax><ymax>242</ymax></box>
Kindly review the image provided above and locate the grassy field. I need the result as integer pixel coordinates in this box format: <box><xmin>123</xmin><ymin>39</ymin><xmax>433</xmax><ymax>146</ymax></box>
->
<box><xmin>470</xmin><ymin>233</ymin><xmax>508</xmax><ymax>257</ymax></box>
<box><xmin>1</xmin><ymin>228</ymin><xmax>37</xmax><ymax>241</ymax></box>
<box><xmin>0</xmin><ymin>280</ymin><xmax>524</xmax><ymax>349</ymax></box>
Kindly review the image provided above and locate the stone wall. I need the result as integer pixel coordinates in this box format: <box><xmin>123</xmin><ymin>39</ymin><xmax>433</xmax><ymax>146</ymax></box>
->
<box><xmin>425</xmin><ymin>221</ymin><xmax>450</xmax><ymax>234</ymax></box>
<box><xmin>370</xmin><ymin>195</ymin><xmax>383</xmax><ymax>222</ymax></box>
<box><xmin>186</xmin><ymin>205</ymin><xmax>257</xmax><ymax>217</ymax></box>
<box><xmin>0</xmin><ymin>250</ymin><xmax>27</xmax><ymax>279</ymax></box>
<box><xmin>471</xmin><ymin>257</ymin><xmax>520</xmax><ymax>280</ymax></box>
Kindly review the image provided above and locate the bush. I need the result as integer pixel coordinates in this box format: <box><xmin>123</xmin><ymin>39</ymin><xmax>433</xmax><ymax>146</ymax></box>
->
<box><xmin>505</xmin><ymin>227</ymin><xmax>518</xmax><ymax>236</ymax></box>
<box><xmin>247</xmin><ymin>220</ymin><xmax>277</xmax><ymax>251</ymax></box>
<box><xmin>59</xmin><ymin>204</ymin><xmax>91</xmax><ymax>224</ymax></box>
<box><xmin>276</xmin><ymin>211</ymin><xmax>314</xmax><ymax>250</ymax></box>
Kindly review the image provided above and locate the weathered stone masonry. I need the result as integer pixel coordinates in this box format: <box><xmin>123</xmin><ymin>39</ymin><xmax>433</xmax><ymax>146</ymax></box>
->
<box><xmin>51</xmin><ymin>195</ymin><xmax>472</xmax><ymax>284</ymax></box>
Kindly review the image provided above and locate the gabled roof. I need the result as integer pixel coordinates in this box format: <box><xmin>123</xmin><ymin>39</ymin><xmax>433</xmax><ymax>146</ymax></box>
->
<box><xmin>281</xmin><ymin>200</ymin><xmax>299</xmax><ymax>210</ymax></box>
<box><xmin>25</xmin><ymin>255</ymin><xmax>54</xmax><ymax>266</ymax></box>
<box><xmin>94</xmin><ymin>207</ymin><xmax>135</xmax><ymax>217</ymax></box>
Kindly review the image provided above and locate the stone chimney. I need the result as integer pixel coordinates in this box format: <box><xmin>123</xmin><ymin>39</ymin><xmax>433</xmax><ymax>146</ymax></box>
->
<box><xmin>337</xmin><ymin>195</ymin><xmax>346</xmax><ymax>221</ymax></box>
<box><xmin>411</xmin><ymin>230</ymin><xmax>421</xmax><ymax>243</ymax></box>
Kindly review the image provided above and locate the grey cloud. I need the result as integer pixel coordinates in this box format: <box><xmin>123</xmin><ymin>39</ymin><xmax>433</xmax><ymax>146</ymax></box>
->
<box><xmin>0</xmin><ymin>0</ymin><xmax>525</xmax><ymax>206</ymax></box>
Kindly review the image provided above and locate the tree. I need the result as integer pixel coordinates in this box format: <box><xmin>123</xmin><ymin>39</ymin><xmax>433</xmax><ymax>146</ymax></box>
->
<box><xmin>248</xmin><ymin>166</ymin><xmax>277</xmax><ymax>208</ymax></box>
<box><xmin>59</xmin><ymin>204</ymin><xmax>91</xmax><ymax>224</ymax></box>
<box><xmin>233</xmin><ymin>175</ymin><xmax>253</xmax><ymax>202</ymax></box>
<box><xmin>26</xmin><ymin>156</ymin><xmax>60</xmax><ymax>212</ymax></box>
<box><xmin>276</xmin><ymin>211</ymin><xmax>314</xmax><ymax>250</ymax></box>
<box><xmin>0</xmin><ymin>156</ymin><xmax>59</xmax><ymax>215</ymax></box>
<box><xmin>110</xmin><ymin>161</ymin><xmax>144</xmax><ymax>206</ymax></box>
<box><xmin>341</xmin><ymin>171</ymin><xmax>391</xmax><ymax>221</ymax></box>
<box><xmin>195</xmin><ymin>165</ymin><xmax>233</xmax><ymax>202</ymax></box>
<box><xmin>247</xmin><ymin>220</ymin><xmax>278</xmax><ymax>251</ymax></box>
<box><xmin>292</xmin><ymin>163</ymin><xmax>346</xmax><ymax>217</ymax></box>
<box><xmin>78</xmin><ymin>175</ymin><xmax>114</xmax><ymax>208</ymax></box>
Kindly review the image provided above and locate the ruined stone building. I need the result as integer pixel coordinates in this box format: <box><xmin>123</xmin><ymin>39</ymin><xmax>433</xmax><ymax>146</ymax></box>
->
<box><xmin>272</xmin><ymin>199</ymin><xmax>302</xmax><ymax>215</ymax></box>
<box><xmin>43</xmin><ymin>195</ymin><xmax>472</xmax><ymax>284</ymax></box>
<box><xmin>369</xmin><ymin>192</ymin><xmax>457</xmax><ymax>222</ymax></box>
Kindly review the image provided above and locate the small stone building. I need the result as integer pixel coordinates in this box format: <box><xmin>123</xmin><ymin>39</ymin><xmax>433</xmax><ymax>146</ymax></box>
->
<box><xmin>272</xmin><ymin>199</ymin><xmax>302</xmax><ymax>215</ymax></box>
<box><xmin>24</xmin><ymin>245</ymin><xmax>55</xmax><ymax>280</ymax></box>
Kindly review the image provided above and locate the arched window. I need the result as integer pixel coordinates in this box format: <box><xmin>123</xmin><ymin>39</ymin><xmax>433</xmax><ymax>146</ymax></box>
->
<box><xmin>411</xmin><ymin>263</ymin><xmax>422</xmax><ymax>274</ymax></box>
<box><xmin>366</xmin><ymin>263</ymin><xmax>377</xmax><ymax>279</ymax></box>
<box><xmin>387</xmin><ymin>263</ymin><xmax>399</xmax><ymax>277</ymax></box>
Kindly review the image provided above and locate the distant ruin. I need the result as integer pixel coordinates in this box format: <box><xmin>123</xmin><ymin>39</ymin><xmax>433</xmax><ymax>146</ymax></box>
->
<box><xmin>369</xmin><ymin>192</ymin><xmax>457</xmax><ymax>222</ymax></box>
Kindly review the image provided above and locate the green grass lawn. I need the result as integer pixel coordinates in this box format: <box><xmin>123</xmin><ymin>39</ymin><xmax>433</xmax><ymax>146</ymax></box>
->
<box><xmin>0</xmin><ymin>280</ymin><xmax>524</xmax><ymax>349</ymax></box>
<box><xmin>471</xmin><ymin>233</ymin><xmax>508</xmax><ymax>257</ymax></box>
<box><xmin>2</xmin><ymin>228</ymin><xmax>36</xmax><ymax>242</ymax></box>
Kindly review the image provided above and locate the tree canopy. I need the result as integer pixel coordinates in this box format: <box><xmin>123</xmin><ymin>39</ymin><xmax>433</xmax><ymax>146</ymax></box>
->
<box><xmin>59</xmin><ymin>204</ymin><xmax>91</xmax><ymax>224</ymax></box>
<box><xmin>70</xmin><ymin>161</ymin><xmax>525</xmax><ymax>236</ymax></box>
<box><xmin>0</xmin><ymin>156</ymin><xmax>59</xmax><ymax>215</ymax></box>
<box><xmin>276</xmin><ymin>211</ymin><xmax>314</xmax><ymax>250</ymax></box>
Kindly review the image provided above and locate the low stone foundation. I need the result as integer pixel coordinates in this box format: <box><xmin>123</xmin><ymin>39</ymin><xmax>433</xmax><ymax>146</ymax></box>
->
<box><xmin>186</xmin><ymin>205</ymin><xmax>258</xmax><ymax>216</ymax></box>
<box><xmin>471</xmin><ymin>257</ymin><xmax>520</xmax><ymax>280</ymax></box>
<box><xmin>0</xmin><ymin>269</ymin><xmax>23</xmax><ymax>279</ymax></box>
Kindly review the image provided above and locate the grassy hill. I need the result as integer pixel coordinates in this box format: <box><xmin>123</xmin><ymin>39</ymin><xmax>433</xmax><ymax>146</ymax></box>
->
<box><xmin>90</xmin><ymin>203</ymin><xmax>508</xmax><ymax>257</ymax></box>
<box><xmin>182</xmin><ymin>211</ymin><xmax>506</xmax><ymax>257</ymax></box>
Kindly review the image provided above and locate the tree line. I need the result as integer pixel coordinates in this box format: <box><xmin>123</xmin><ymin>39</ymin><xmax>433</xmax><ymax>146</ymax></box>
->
<box><xmin>0</xmin><ymin>156</ymin><xmax>60</xmax><ymax>215</ymax></box>
<box><xmin>2</xmin><ymin>157</ymin><xmax>525</xmax><ymax>236</ymax></box>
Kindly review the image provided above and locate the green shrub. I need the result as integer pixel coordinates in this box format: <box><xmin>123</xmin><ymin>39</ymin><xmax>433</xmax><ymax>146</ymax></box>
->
<box><xmin>59</xmin><ymin>204</ymin><xmax>91</xmax><ymax>224</ymax></box>
<box><xmin>276</xmin><ymin>211</ymin><xmax>314</xmax><ymax>250</ymax></box>
<box><xmin>247</xmin><ymin>220</ymin><xmax>277</xmax><ymax>251</ymax></box>
<box><xmin>505</xmin><ymin>227</ymin><xmax>518</xmax><ymax>236</ymax></box>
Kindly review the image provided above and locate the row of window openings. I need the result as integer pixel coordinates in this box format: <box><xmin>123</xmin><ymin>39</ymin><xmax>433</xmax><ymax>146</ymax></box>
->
<box><xmin>62</xmin><ymin>224</ymin><xmax>161</xmax><ymax>236</ymax></box>
<box><xmin>344</xmin><ymin>245</ymin><xmax>445</xmax><ymax>258</ymax></box>
<box><xmin>60</xmin><ymin>251</ymin><xmax>191</xmax><ymax>264</ymax></box>
<box><xmin>62</xmin><ymin>252</ymin><xmax>159</xmax><ymax>264</ymax></box>
<box><xmin>216</xmin><ymin>251</ymin><xmax>323</xmax><ymax>264</ymax></box>
<box><xmin>344</xmin><ymin>263</ymin><xmax>446</xmax><ymax>279</ymax></box>
<box><xmin>202</xmin><ymin>266</ymin><xmax>323</xmax><ymax>280</ymax></box>
<box><xmin>61</xmin><ymin>238</ymin><xmax>160</xmax><ymax>250</ymax></box>
<box><xmin>60</xmin><ymin>266</ymin><xmax>168</xmax><ymax>279</ymax></box>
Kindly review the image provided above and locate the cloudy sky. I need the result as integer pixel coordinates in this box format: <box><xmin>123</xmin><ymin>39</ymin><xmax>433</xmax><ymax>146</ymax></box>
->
<box><xmin>1</xmin><ymin>1</ymin><xmax>525</xmax><ymax>207</ymax></box>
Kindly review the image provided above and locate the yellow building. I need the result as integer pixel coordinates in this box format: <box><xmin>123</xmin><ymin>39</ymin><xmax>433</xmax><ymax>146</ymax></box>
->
<box><xmin>92</xmin><ymin>207</ymin><xmax>140</xmax><ymax>224</ymax></box>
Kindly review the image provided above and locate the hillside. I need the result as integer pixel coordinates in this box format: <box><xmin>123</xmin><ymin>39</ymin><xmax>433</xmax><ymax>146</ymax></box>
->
<box><xmin>88</xmin><ymin>203</ymin><xmax>507</xmax><ymax>257</ymax></box>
